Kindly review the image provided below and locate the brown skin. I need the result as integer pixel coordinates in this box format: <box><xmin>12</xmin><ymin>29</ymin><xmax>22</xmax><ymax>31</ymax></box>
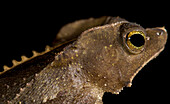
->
<box><xmin>0</xmin><ymin>17</ymin><xmax>167</xmax><ymax>104</ymax></box>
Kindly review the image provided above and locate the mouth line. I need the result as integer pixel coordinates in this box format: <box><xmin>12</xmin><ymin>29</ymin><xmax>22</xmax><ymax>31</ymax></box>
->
<box><xmin>111</xmin><ymin>47</ymin><xmax>165</xmax><ymax>94</ymax></box>
<box><xmin>128</xmin><ymin>47</ymin><xmax>165</xmax><ymax>87</ymax></box>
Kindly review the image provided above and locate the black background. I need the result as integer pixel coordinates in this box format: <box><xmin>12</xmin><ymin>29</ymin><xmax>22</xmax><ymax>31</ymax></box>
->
<box><xmin>0</xmin><ymin>2</ymin><xmax>169</xmax><ymax>104</ymax></box>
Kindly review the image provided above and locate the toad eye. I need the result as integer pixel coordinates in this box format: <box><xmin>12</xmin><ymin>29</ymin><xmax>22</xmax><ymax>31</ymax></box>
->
<box><xmin>125</xmin><ymin>31</ymin><xmax>146</xmax><ymax>54</ymax></box>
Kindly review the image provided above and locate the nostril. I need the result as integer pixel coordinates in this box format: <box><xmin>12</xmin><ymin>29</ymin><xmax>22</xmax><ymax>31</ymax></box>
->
<box><xmin>146</xmin><ymin>27</ymin><xmax>168</xmax><ymax>47</ymax></box>
<box><xmin>154</xmin><ymin>27</ymin><xmax>167</xmax><ymax>38</ymax></box>
<box><xmin>156</xmin><ymin>28</ymin><xmax>168</xmax><ymax>42</ymax></box>
<box><xmin>155</xmin><ymin>27</ymin><xmax>167</xmax><ymax>36</ymax></box>
<box><xmin>156</xmin><ymin>31</ymin><xmax>163</xmax><ymax>36</ymax></box>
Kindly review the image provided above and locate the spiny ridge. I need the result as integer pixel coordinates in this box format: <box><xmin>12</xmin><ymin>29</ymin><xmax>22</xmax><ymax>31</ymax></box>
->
<box><xmin>0</xmin><ymin>45</ymin><xmax>52</xmax><ymax>75</ymax></box>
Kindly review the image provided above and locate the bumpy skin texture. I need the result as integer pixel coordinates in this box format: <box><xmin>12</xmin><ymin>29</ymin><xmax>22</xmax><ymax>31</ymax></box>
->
<box><xmin>0</xmin><ymin>17</ymin><xmax>167</xmax><ymax>104</ymax></box>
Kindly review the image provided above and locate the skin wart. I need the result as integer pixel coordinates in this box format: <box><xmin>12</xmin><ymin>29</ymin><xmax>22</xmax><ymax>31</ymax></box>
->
<box><xmin>0</xmin><ymin>16</ymin><xmax>168</xmax><ymax>104</ymax></box>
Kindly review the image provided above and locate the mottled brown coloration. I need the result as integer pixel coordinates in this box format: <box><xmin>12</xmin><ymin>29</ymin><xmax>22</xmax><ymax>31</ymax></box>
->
<box><xmin>0</xmin><ymin>16</ymin><xmax>168</xmax><ymax>104</ymax></box>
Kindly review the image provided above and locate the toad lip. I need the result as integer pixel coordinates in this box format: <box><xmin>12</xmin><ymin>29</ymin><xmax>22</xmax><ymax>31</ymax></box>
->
<box><xmin>128</xmin><ymin>47</ymin><xmax>165</xmax><ymax>87</ymax></box>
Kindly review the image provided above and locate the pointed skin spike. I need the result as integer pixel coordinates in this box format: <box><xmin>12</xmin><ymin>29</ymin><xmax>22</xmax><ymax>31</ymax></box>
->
<box><xmin>45</xmin><ymin>45</ymin><xmax>51</xmax><ymax>52</ymax></box>
<box><xmin>3</xmin><ymin>65</ymin><xmax>10</xmax><ymax>71</ymax></box>
<box><xmin>32</xmin><ymin>50</ymin><xmax>39</xmax><ymax>56</ymax></box>
<box><xmin>21</xmin><ymin>55</ymin><xmax>28</xmax><ymax>61</ymax></box>
<box><xmin>12</xmin><ymin>60</ymin><xmax>18</xmax><ymax>66</ymax></box>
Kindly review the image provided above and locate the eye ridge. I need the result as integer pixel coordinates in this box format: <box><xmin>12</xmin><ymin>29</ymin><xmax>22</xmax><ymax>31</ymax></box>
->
<box><xmin>126</xmin><ymin>31</ymin><xmax>145</xmax><ymax>50</ymax></box>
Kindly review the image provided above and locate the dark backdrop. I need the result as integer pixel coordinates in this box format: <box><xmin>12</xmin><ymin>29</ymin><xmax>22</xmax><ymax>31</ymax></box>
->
<box><xmin>0</xmin><ymin>2</ymin><xmax>169</xmax><ymax>104</ymax></box>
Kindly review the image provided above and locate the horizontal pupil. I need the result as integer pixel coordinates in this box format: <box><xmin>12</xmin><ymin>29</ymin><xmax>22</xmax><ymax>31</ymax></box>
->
<box><xmin>129</xmin><ymin>34</ymin><xmax>145</xmax><ymax>47</ymax></box>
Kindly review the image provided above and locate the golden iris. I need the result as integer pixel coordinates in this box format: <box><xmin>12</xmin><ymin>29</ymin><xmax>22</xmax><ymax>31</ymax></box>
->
<box><xmin>126</xmin><ymin>31</ymin><xmax>145</xmax><ymax>51</ymax></box>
